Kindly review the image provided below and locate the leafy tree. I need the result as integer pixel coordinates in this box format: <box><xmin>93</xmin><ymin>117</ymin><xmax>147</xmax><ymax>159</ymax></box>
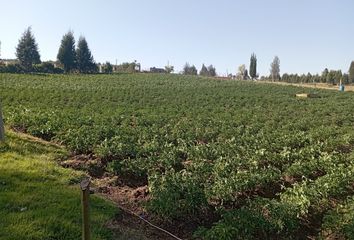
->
<box><xmin>165</xmin><ymin>65</ymin><xmax>174</xmax><ymax>73</ymax></box>
<box><xmin>15</xmin><ymin>27</ymin><xmax>41</xmax><ymax>71</ymax></box>
<box><xmin>76</xmin><ymin>36</ymin><xmax>97</xmax><ymax>73</ymax></box>
<box><xmin>237</xmin><ymin>64</ymin><xmax>246</xmax><ymax>80</ymax></box>
<box><xmin>270</xmin><ymin>56</ymin><xmax>280</xmax><ymax>81</ymax></box>
<box><xmin>115</xmin><ymin>62</ymin><xmax>139</xmax><ymax>73</ymax></box>
<box><xmin>57</xmin><ymin>31</ymin><xmax>76</xmax><ymax>73</ymax></box>
<box><xmin>183</xmin><ymin>63</ymin><xmax>197</xmax><ymax>75</ymax></box>
<box><xmin>349</xmin><ymin>61</ymin><xmax>354</xmax><ymax>83</ymax></box>
<box><xmin>33</xmin><ymin>62</ymin><xmax>55</xmax><ymax>73</ymax></box>
<box><xmin>249</xmin><ymin>53</ymin><xmax>257</xmax><ymax>80</ymax></box>
<box><xmin>102</xmin><ymin>62</ymin><xmax>113</xmax><ymax>74</ymax></box>
<box><xmin>199</xmin><ymin>64</ymin><xmax>208</xmax><ymax>76</ymax></box>
<box><xmin>207</xmin><ymin>65</ymin><xmax>216</xmax><ymax>77</ymax></box>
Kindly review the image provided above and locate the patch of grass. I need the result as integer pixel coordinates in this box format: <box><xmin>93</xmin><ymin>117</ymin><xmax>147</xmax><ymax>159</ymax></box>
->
<box><xmin>0</xmin><ymin>130</ymin><xmax>118</xmax><ymax>240</ymax></box>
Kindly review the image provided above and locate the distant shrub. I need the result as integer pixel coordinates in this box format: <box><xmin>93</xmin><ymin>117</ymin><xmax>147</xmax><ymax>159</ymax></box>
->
<box><xmin>33</xmin><ymin>63</ymin><xmax>63</xmax><ymax>74</ymax></box>
<box><xmin>102</xmin><ymin>62</ymin><xmax>113</xmax><ymax>74</ymax></box>
<box><xmin>0</xmin><ymin>64</ymin><xmax>24</xmax><ymax>73</ymax></box>
<box><xmin>0</xmin><ymin>62</ymin><xmax>63</xmax><ymax>74</ymax></box>
<box><xmin>115</xmin><ymin>62</ymin><xmax>139</xmax><ymax>73</ymax></box>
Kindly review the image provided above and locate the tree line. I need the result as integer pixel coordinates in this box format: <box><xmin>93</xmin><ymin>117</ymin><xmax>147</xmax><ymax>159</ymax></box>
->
<box><xmin>237</xmin><ymin>54</ymin><xmax>354</xmax><ymax>84</ymax></box>
<box><xmin>0</xmin><ymin>27</ymin><xmax>97</xmax><ymax>73</ymax></box>
<box><xmin>235</xmin><ymin>53</ymin><xmax>258</xmax><ymax>80</ymax></box>
<box><xmin>1</xmin><ymin>27</ymin><xmax>354</xmax><ymax>82</ymax></box>
<box><xmin>263</xmin><ymin>57</ymin><xmax>354</xmax><ymax>84</ymax></box>
<box><xmin>182</xmin><ymin>63</ymin><xmax>216</xmax><ymax>76</ymax></box>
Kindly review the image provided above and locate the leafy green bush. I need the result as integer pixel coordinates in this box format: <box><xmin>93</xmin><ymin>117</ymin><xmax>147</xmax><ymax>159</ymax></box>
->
<box><xmin>33</xmin><ymin>62</ymin><xmax>63</xmax><ymax>74</ymax></box>
<box><xmin>148</xmin><ymin>169</ymin><xmax>208</xmax><ymax>219</ymax></box>
<box><xmin>195</xmin><ymin>198</ymin><xmax>300</xmax><ymax>240</ymax></box>
<box><xmin>0</xmin><ymin>64</ymin><xmax>24</xmax><ymax>73</ymax></box>
<box><xmin>195</xmin><ymin>198</ymin><xmax>299</xmax><ymax>240</ymax></box>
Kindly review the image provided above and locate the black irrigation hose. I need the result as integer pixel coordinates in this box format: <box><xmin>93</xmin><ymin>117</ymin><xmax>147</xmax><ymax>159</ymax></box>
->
<box><xmin>117</xmin><ymin>204</ymin><xmax>183</xmax><ymax>240</ymax></box>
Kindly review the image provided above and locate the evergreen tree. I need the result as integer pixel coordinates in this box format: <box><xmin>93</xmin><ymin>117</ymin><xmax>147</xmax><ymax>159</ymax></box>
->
<box><xmin>15</xmin><ymin>27</ymin><xmax>41</xmax><ymax>71</ymax></box>
<box><xmin>57</xmin><ymin>31</ymin><xmax>76</xmax><ymax>73</ymax></box>
<box><xmin>334</xmin><ymin>70</ymin><xmax>342</xmax><ymax>85</ymax></box>
<box><xmin>243</xmin><ymin>69</ymin><xmax>249</xmax><ymax>80</ymax></box>
<box><xmin>183</xmin><ymin>63</ymin><xmax>198</xmax><ymax>75</ymax></box>
<box><xmin>326</xmin><ymin>70</ymin><xmax>335</xmax><ymax>85</ymax></box>
<box><xmin>342</xmin><ymin>73</ymin><xmax>349</xmax><ymax>84</ymax></box>
<box><xmin>249</xmin><ymin>53</ymin><xmax>257</xmax><ymax>79</ymax></box>
<box><xmin>306</xmin><ymin>73</ymin><xmax>313</xmax><ymax>83</ymax></box>
<box><xmin>270</xmin><ymin>56</ymin><xmax>280</xmax><ymax>81</ymax></box>
<box><xmin>190</xmin><ymin>65</ymin><xmax>198</xmax><ymax>75</ymax></box>
<box><xmin>282</xmin><ymin>73</ymin><xmax>289</xmax><ymax>82</ymax></box>
<box><xmin>349</xmin><ymin>61</ymin><xmax>354</xmax><ymax>83</ymax></box>
<box><xmin>207</xmin><ymin>65</ymin><xmax>216</xmax><ymax>77</ymax></box>
<box><xmin>199</xmin><ymin>64</ymin><xmax>208</xmax><ymax>76</ymax></box>
<box><xmin>76</xmin><ymin>36</ymin><xmax>96</xmax><ymax>73</ymax></box>
<box><xmin>322</xmin><ymin>68</ymin><xmax>329</xmax><ymax>83</ymax></box>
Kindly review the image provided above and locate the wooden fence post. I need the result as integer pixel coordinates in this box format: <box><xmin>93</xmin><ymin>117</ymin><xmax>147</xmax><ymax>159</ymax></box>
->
<box><xmin>80</xmin><ymin>178</ymin><xmax>91</xmax><ymax>240</ymax></box>
<box><xmin>0</xmin><ymin>103</ymin><xmax>4</xmax><ymax>141</ymax></box>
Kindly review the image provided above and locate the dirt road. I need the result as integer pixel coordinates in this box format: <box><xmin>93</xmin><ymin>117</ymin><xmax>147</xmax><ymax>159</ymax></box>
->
<box><xmin>258</xmin><ymin>81</ymin><xmax>354</xmax><ymax>92</ymax></box>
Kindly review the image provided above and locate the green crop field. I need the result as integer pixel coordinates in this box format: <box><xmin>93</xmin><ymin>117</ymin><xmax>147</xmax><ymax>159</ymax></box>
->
<box><xmin>1</xmin><ymin>73</ymin><xmax>354</xmax><ymax>239</ymax></box>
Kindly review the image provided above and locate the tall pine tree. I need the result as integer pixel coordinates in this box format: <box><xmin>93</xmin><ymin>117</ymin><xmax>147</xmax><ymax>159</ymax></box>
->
<box><xmin>76</xmin><ymin>37</ymin><xmax>96</xmax><ymax>73</ymax></box>
<box><xmin>16</xmin><ymin>27</ymin><xmax>41</xmax><ymax>71</ymax></box>
<box><xmin>349</xmin><ymin>61</ymin><xmax>354</xmax><ymax>83</ymax></box>
<box><xmin>249</xmin><ymin>53</ymin><xmax>257</xmax><ymax>80</ymax></box>
<box><xmin>183</xmin><ymin>63</ymin><xmax>198</xmax><ymax>75</ymax></box>
<box><xmin>57</xmin><ymin>31</ymin><xmax>76</xmax><ymax>73</ymax></box>
<box><xmin>199</xmin><ymin>64</ymin><xmax>208</xmax><ymax>76</ymax></box>
<box><xmin>207</xmin><ymin>65</ymin><xmax>216</xmax><ymax>77</ymax></box>
<box><xmin>322</xmin><ymin>68</ymin><xmax>329</xmax><ymax>83</ymax></box>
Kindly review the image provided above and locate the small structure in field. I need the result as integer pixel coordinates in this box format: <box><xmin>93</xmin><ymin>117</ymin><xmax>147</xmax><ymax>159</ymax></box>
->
<box><xmin>296</xmin><ymin>93</ymin><xmax>318</xmax><ymax>98</ymax></box>
<box><xmin>150</xmin><ymin>67</ymin><xmax>166</xmax><ymax>73</ymax></box>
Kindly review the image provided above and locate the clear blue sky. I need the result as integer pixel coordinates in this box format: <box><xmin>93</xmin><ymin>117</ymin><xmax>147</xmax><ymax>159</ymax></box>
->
<box><xmin>0</xmin><ymin>0</ymin><xmax>353</xmax><ymax>76</ymax></box>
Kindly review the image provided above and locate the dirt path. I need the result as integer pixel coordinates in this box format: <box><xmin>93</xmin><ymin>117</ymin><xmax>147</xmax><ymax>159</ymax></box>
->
<box><xmin>258</xmin><ymin>81</ymin><xmax>354</xmax><ymax>91</ymax></box>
